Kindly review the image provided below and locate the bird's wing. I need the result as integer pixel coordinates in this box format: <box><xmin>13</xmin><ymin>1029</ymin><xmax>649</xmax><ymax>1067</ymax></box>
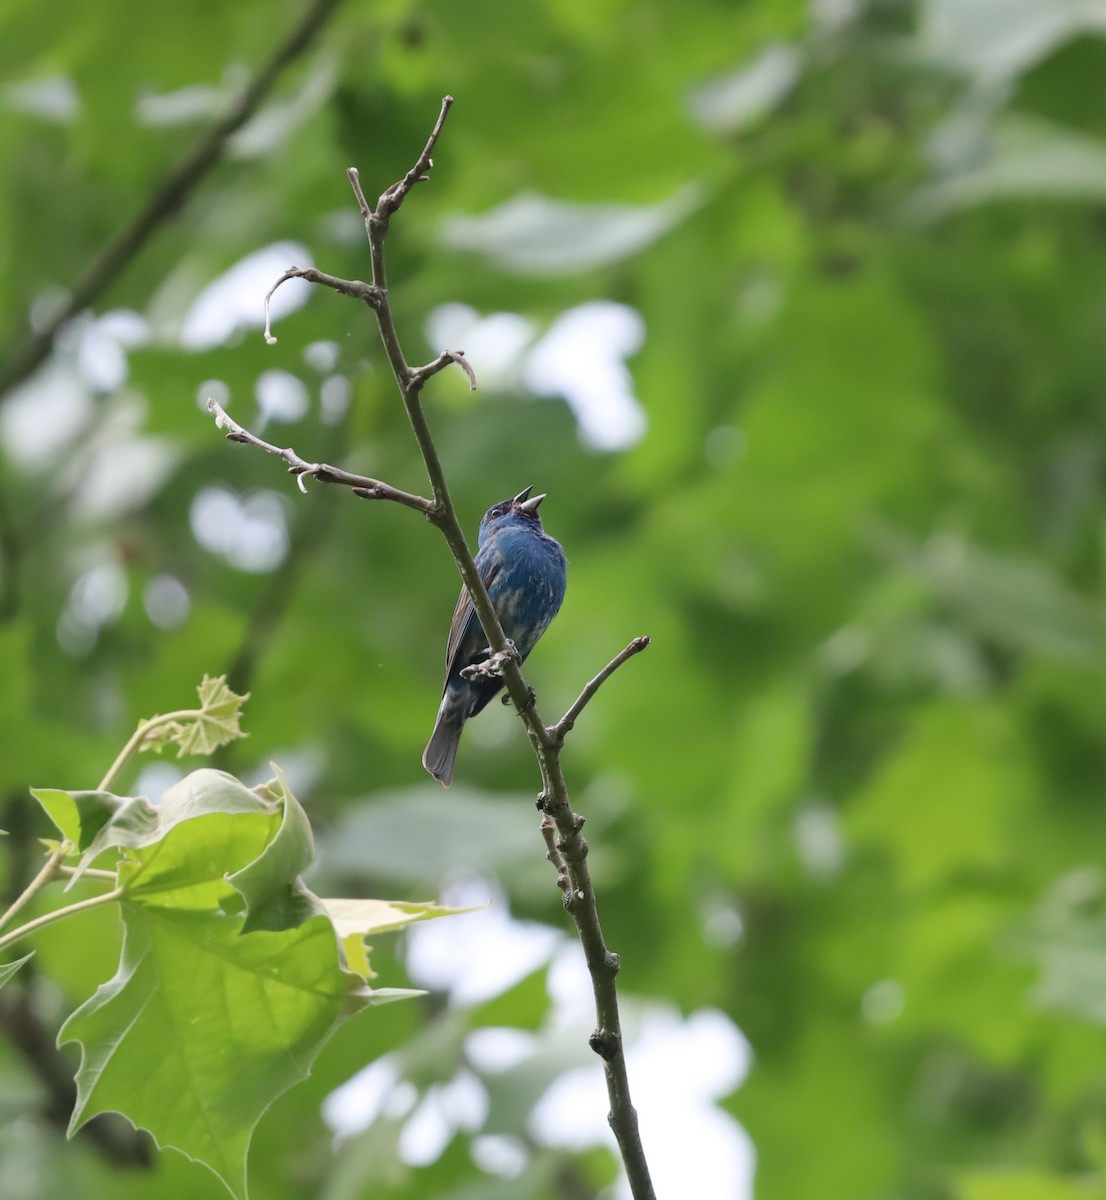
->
<box><xmin>443</xmin><ymin>557</ymin><xmax>501</xmax><ymax>676</ymax></box>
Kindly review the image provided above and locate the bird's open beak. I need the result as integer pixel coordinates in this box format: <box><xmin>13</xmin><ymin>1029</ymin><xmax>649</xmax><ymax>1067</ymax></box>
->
<box><xmin>518</xmin><ymin>492</ymin><xmax>547</xmax><ymax>514</ymax></box>
<box><xmin>512</xmin><ymin>486</ymin><xmax>534</xmax><ymax>504</ymax></box>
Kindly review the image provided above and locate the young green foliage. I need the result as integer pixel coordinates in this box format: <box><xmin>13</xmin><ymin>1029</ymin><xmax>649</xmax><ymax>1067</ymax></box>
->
<box><xmin>0</xmin><ymin>680</ymin><xmax>463</xmax><ymax>1200</ymax></box>
<box><xmin>153</xmin><ymin>675</ymin><xmax>250</xmax><ymax>758</ymax></box>
<box><xmin>36</xmin><ymin>768</ymin><xmax>419</xmax><ymax>1199</ymax></box>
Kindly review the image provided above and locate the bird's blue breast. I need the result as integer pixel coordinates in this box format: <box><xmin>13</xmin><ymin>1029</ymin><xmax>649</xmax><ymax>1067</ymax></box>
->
<box><xmin>469</xmin><ymin>516</ymin><xmax>566</xmax><ymax>660</ymax></box>
<box><xmin>481</xmin><ymin>523</ymin><xmax>566</xmax><ymax>657</ymax></box>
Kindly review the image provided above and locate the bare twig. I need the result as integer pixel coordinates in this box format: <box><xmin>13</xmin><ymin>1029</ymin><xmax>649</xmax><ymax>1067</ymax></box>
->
<box><xmin>212</xmin><ymin>97</ymin><xmax>657</xmax><ymax>1200</ymax></box>
<box><xmin>359</xmin><ymin>108</ymin><xmax>655</xmax><ymax>1196</ymax></box>
<box><xmin>551</xmin><ymin>636</ymin><xmax>651</xmax><ymax>745</ymax></box>
<box><xmin>535</xmin><ymin>766</ymin><xmax>650</xmax><ymax>1190</ymax></box>
<box><xmin>0</xmin><ymin>0</ymin><xmax>344</xmax><ymax>405</ymax></box>
<box><xmin>263</xmin><ymin>267</ymin><xmax>382</xmax><ymax>344</ymax></box>
<box><xmin>207</xmin><ymin>399</ymin><xmax>434</xmax><ymax>511</ymax></box>
<box><xmin>347</xmin><ymin>167</ymin><xmax>372</xmax><ymax>221</ymax></box>
<box><xmin>375</xmin><ymin>95</ymin><xmax>454</xmax><ymax>220</ymax></box>
<box><xmin>411</xmin><ymin>349</ymin><xmax>477</xmax><ymax>391</ymax></box>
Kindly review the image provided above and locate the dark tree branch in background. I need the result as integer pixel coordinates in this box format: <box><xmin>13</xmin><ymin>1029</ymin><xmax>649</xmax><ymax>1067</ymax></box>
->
<box><xmin>209</xmin><ymin>97</ymin><xmax>656</xmax><ymax>1200</ymax></box>
<box><xmin>0</xmin><ymin>983</ymin><xmax>153</xmax><ymax>1167</ymax></box>
<box><xmin>0</xmin><ymin>484</ymin><xmax>21</xmax><ymax>621</ymax></box>
<box><xmin>0</xmin><ymin>0</ymin><xmax>343</xmax><ymax>404</ymax></box>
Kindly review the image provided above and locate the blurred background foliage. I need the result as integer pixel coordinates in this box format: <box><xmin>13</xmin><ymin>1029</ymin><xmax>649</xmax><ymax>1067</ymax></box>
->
<box><xmin>2</xmin><ymin>0</ymin><xmax>1106</xmax><ymax>1197</ymax></box>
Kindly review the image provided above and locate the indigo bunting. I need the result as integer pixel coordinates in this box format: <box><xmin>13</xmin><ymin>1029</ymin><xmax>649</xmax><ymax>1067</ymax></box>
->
<box><xmin>423</xmin><ymin>486</ymin><xmax>567</xmax><ymax>786</ymax></box>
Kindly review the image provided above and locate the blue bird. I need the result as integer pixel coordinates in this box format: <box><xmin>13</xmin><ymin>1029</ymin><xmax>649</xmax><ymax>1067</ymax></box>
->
<box><xmin>423</xmin><ymin>486</ymin><xmax>567</xmax><ymax>787</ymax></box>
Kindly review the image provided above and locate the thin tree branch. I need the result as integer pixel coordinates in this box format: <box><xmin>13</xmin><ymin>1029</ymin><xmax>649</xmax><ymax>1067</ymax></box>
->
<box><xmin>375</xmin><ymin>94</ymin><xmax>454</xmax><ymax>221</ymax></box>
<box><xmin>208</xmin><ymin>399</ymin><xmax>434</xmax><ymax>511</ymax></box>
<box><xmin>536</xmin><ymin>763</ymin><xmax>650</xmax><ymax>1188</ymax></box>
<box><xmin>263</xmin><ymin>267</ymin><xmax>383</xmax><ymax>344</ymax></box>
<box><xmin>550</xmin><ymin>637</ymin><xmax>651</xmax><ymax>746</ymax></box>
<box><xmin>0</xmin><ymin>0</ymin><xmax>344</xmax><ymax>404</ymax></box>
<box><xmin>360</xmin><ymin>108</ymin><xmax>655</xmax><ymax>1197</ymax></box>
<box><xmin>411</xmin><ymin>349</ymin><xmax>478</xmax><ymax>391</ymax></box>
<box><xmin>212</xmin><ymin>96</ymin><xmax>657</xmax><ymax>1200</ymax></box>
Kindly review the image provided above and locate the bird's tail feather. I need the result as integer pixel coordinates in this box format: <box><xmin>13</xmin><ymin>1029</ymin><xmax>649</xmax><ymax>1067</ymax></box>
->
<box><xmin>423</xmin><ymin>705</ymin><xmax>464</xmax><ymax>787</ymax></box>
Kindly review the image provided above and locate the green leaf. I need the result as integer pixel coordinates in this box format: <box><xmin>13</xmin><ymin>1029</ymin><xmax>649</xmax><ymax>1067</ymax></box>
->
<box><xmin>910</xmin><ymin>116</ymin><xmax>1106</xmax><ymax>218</ymax></box>
<box><xmin>57</xmin><ymin>773</ymin><xmax>336</xmax><ymax>1200</ymax></box>
<box><xmin>0</xmin><ymin>953</ymin><xmax>33</xmax><ymax>989</ymax></box>
<box><xmin>146</xmin><ymin>675</ymin><xmax>250</xmax><ymax>759</ymax></box>
<box><xmin>228</xmin><ymin>766</ymin><xmax>323</xmax><ymax>933</ymax></box>
<box><xmin>68</xmin><ymin>769</ymin><xmax>275</xmax><ymax>891</ymax></box>
<box><xmin>440</xmin><ymin>187</ymin><xmax>701</xmax><ymax>275</ymax></box>
<box><xmin>56</xmin><ymin>765</ymin><xmax>428</xmax><ymax>1199</ymax></box>
<box><xmin>60</xmin><ymin>906</ymin><xmax>349</xmax><ymax>1200</ymax></box>
<box><xmin>955</xmin><ymin>1168</ymin><xmax>1106</xmax><ymax>1200</ymax></box>
<box><xmin>322</xmin><ymin>897</ymin><xmax>484</xmax><ymax>937</ymax></box>
<box><xmin>31</xmin><ymin>787</ymin><xmax>130</xmax><ymax>852</ymax></box>
<box><xmin>321</xmin><ymin>898</ymin><xmax>483</xmax><ymax>980</ymax></box>
<box><xmin>89</xmin><ymin>768</ymin><xmax>271</xmax><ymax>864</ymax></box>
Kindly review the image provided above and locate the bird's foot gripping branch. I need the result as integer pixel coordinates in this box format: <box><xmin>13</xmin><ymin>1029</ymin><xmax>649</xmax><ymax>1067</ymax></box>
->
<box><xmin>0</xmin><ymin>676</ymin><xmax>464</xmax><ymax>1200</ymax></box>
<box><xmin>209</xmin><ymin>97</ymin><xmax>657</xmax><ymax>1199</ymax></box>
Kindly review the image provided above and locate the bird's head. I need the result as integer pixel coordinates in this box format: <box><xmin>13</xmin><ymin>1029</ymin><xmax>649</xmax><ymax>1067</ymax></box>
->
<box><xmin>478</xmin><ymin>485</ymin><xmax>547</xmax><ymax>542</ymax></box>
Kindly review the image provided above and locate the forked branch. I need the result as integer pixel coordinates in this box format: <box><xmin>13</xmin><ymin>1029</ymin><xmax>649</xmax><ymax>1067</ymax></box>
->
<box><xmin>0</xmin><ymin>0</ymin><xmax>344</xmax><ymax>404</ymax></box>
<box><xmin>208</xmin><ymin>399</ymin><xmax>433</xmax><ymax>511</ymax></box>
<box><xmin>210</xmin><ymin>96</ymin><xmax>655</xmax><ymax>1200</ymax></box>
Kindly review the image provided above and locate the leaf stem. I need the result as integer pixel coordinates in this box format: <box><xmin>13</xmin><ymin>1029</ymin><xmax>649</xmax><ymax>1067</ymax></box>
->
<box><xmin>0</xmin><ymin>704</ymin><xmax>200</xmax><ymax>937</ymax></box>
<box><xmin>0</xmin><ymin>705</ymin><xmax>189</xmax><ymax>940</ymax></box>
<box><xmin>98</xmin><ymin>708</ymin><xmax>198</xmax><ymax>792</ymax></box>
<box><xmin>0</xmin><ymin>887</ymin><xmax>124</xmax><ymax>956</ymax></box>
<box><xmin>59</xmin><ymin>865</ymin><xmax>118</xmax><ymax>883</ymax></box>
<box><xmin>0</xmin><ymin>843</ymin><xmax>72</xmax><ymax>936</ymax></box>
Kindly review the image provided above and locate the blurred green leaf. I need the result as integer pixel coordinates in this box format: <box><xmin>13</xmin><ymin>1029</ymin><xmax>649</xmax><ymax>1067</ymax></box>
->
<box><xmin>912</xmin><ymin>117</ymin><xmax>1106</xmax><ymax>219</ymax></box>
<box><xmin>0</xmin><ymin>954</ymin><xmax>32</xmax><ymax>990</ymax></box>
<box><xmin>955</xmin><ymin>1168</ymin><xmax>1106</xmax><ymax>1200</ymax></box>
